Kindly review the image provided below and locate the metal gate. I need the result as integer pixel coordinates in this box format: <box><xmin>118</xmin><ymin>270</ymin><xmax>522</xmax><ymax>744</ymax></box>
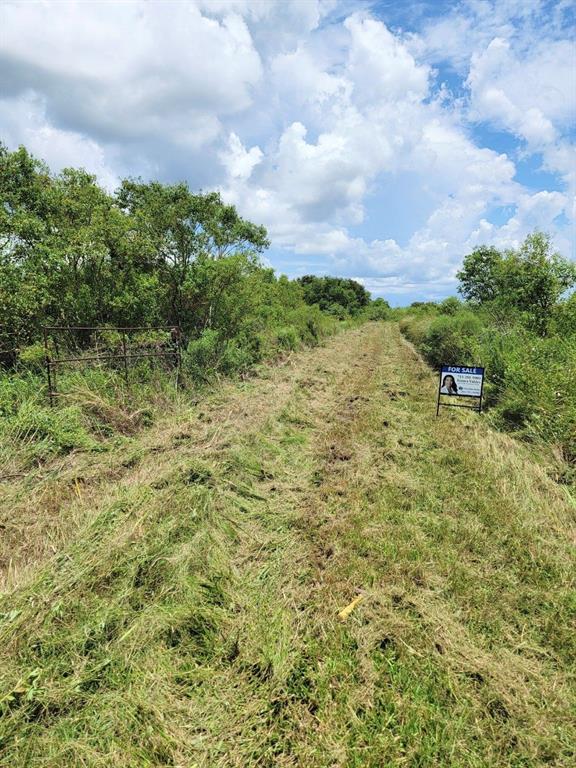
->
<box><xmin>42</xmin><ymin>325</ymin><xmax>182</xmax><ymax>406</ymax></box>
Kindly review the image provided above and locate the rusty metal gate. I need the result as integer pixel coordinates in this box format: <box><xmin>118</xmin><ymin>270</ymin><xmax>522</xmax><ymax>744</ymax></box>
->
<box><xmin>42</xmin><ymin>325</ymin><xmax>182</xmax><ymax>406</ymax></box>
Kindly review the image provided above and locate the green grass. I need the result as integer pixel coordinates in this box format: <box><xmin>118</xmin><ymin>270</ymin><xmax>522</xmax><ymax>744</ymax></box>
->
<box><xmin>0</xmin><ymin>323</ymin><xmax>574</xmax><ymax>766</ymax></box>
<box><xmin>398</xmin><ymin>308</ymin><xmax>576</xmax><ymax>464</ymax></box>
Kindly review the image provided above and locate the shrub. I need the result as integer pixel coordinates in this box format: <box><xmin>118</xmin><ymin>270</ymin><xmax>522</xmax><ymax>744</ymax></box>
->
<box><xmin>0</xmin><ymin>372</ymin><xmax>44</xmax><ymax>417</ymax></box>
<box><xmin>491</xmin><ymin>334</ymin><xmax>576</xmax><ymax>460</ymax></box>
<box><xmin>219</xmin><ymin>338</ymin><xmax>258</xmax><ymax>376</ymax></box>
<box><xmin>399</xmin><ymin>302</ymin><xmax>576</xmax><ymax>463</ymax></box>
<box><xmin>365</xmin><ymin>298</ymin><xmax>391</xmax><ymax>320</ymax></box>
<box><xmin>276</xmin><ymin>326</ymin><xmax>300</xmax><ymax>351</ymax></box>
<box><xmin>551</xmin><ymin>293</ymin><xmax>576</xmax><ymax>337</ymax></box>
<box><xmin>18</xmin><ymin>343</ymin><xmax>46</xmax><ymax>371</ymax></box>
<box><xmin>183</xmin><ymin>330</ymin><xmax>223</xmax><ymax>381</ymax></box>
<box><xmin>438</xmin><ymin>297</ymin><xmax>462</xmax><ymax>315</ymax></box>
<box><xmin>421</xmin><ymin>312</ymin><xmax>483</xmax><ymax>369</ymax></box>
<box><xmin>399</xmin><ymin>315</ymin><xmax>433</xmax><ymax>347</ymax></box>
<box><xmin>297</xmin><ymin>307</ymin><xmax>335</xmax><ymax>344</ymax></box>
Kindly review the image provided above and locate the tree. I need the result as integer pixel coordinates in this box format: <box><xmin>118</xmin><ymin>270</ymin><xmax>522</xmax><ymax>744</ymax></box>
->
<box><xmin>0</xmin><ymin>142</ymin><xmax>379</xmax><ymax>378</ymax></box>
<box><xmin>456</xmin><ymin>246</ymin><xmax>502</xmax><ymax>303</ymax></box>
<box><xmin>499</xmin><ymin>232</ymin><xmax>576</xmax><ymax>335</ymax></box>
<box><xmin>0</xmin><ymin>144</ymin><xmax>55</xmax><ymax>360</ymax></box>
<box><xmin>0</xmin><ymin>145</ymin><xmax>273</xmax><ymax>354</ymax></box>
<box><xmin>457</xmin><ymin>234</ymin><xmax>576</xmax><ymax>335</ymax></box>
<box><xmin>116</xmin><ymin>181</ymin><xmax>269</xmax><ymax>331</ymax></box>
<box><xmin>366</xmin><ymin>297</ymin><xmax>391</xmax><ymax>319</ymax></box>
<box><xmin>296</xmin><ymin>276</ymin><xmax>371</xmax><ymax>316</ymax></box>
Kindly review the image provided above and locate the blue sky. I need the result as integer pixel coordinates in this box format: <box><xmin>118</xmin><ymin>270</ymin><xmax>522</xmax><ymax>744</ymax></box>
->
<box><xmin>0</xmin><ymin>0</ymin><xmax>574</xmax><ymax>304</ymax></box>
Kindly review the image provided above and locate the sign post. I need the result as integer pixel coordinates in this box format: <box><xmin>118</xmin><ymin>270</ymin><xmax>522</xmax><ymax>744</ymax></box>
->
<box><xmin>436</xmin><ymin>365</ymin><xmax>485</xmax><ymax>416</ymax></box>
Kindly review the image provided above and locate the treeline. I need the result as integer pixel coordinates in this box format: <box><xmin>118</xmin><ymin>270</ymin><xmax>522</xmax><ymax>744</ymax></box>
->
<box><xmin>0</xmin><ymin>145</ymin><xmax>389</xmax><ymax>468</ymax></box>
<box><xmin>0</xmin><ymin>144</ymin><xmax>383</xmax><ymax>373</ymax></box>
<box><xmin>296</xmin><ymin>276</ymin><xmax>389</xmax><ymax>320</ymax></box>
<box><xmin>400</xmin><ymin>232</ymin><xmax>576</xmax><ymax>464</ymax></box>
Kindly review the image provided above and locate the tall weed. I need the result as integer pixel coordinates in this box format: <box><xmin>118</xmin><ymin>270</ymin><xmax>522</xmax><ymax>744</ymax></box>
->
<box><xmin>400</xmin><ymin>306</ymin><xmax>576</xmax><ymax>463</ymax></box>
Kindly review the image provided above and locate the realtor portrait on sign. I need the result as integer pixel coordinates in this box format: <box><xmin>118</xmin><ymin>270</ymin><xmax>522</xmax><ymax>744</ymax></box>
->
<box><xmin>440</xmin><ymin>374</ymin><xmax>458</xmax><ymax>395</ymax></box>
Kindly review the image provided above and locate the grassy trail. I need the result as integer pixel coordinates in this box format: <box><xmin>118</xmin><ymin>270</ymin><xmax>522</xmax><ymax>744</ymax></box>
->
<box><xmin>1</xmin><ymin>322</ymin><xmax>574</xmax><ymax>767</ymax></box>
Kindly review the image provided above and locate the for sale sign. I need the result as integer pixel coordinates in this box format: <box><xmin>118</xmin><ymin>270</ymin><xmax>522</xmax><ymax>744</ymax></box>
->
<box><xmin>437</xmin><ymin>365</ymin><xmax>485</xmax><ymax>415</ymax></box>
<box><xmin>439</xmin><ymin>366</ymin><xmax>484</xmax><ymax>397</ymax></box>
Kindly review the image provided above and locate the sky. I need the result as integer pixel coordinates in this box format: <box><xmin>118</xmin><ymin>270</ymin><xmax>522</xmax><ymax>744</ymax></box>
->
<box><xmin>1</xmin><ymin>0</ymin><xmax>574</xmax><ymax>304</ymax></box>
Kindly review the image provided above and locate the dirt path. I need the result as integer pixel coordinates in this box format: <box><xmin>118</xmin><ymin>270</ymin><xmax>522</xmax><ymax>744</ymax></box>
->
<box><xmin>0</xmin><ymin>322</ymin><xmax>574</xmax><ymax>767</ymax></box>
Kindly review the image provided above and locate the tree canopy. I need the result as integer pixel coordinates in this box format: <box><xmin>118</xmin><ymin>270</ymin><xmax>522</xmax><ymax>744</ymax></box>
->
<box><xmin>457</xmin><ymin>233</ymin><xmax>576</xmax><ymax>334</ymax></box>
<box><xmin>296</xmin><ymin>275</ymin><xmax>371</xmax><ymax>317</ymax></box>
<box><xmin>0</xmin><ymin>144</ymin><xmax>272</xmax><ymax>362</ymax></box>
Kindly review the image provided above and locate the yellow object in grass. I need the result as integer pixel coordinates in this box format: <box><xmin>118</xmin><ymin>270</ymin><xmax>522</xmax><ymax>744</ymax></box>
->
<box><xmin>337</xmin><ymin>595</ymin><xmax>365</xmax><ymax>620</ymax></box>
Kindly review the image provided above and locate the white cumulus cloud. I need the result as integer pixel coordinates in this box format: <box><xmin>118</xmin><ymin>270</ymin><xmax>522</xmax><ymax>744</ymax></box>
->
<box><xmin>0</xmin><ymin>0</ymin><xmax>573</xmax><ymax>298</ymax></box>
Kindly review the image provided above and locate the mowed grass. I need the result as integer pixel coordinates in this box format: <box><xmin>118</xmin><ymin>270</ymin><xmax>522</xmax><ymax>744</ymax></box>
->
<box><xmin>0</xmin><ymin>323</ymin><xmax>574</xmax><ymax>767</ymax></box>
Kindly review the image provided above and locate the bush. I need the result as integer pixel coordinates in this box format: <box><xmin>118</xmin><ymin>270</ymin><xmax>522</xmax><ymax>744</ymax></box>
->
<box><xmin>551</xmin><ymin>293</ymin><xmax>576</xmax><ymax>337</ymax></box>
<box><xmin>491</xmin><ymin>334</ymin><xmax>576</xmax><ymax>460</ymax></box>
<box><xmin>399</xmin><ymin>301</ymin><xmax>576</xmax><ymax>463</ymax></box>
<box><xmin>183</xmin><ymin>330</ymin><xmax>223</xmax><ymax>381</ymax></box>
<box><xmin>365</xmin><ymin>298</ymin><xmax>391</xmax><ymax>320</ymax></box>
<box><xmin>478</xmin><ymin>326</ymin><xmax>527</xmax><ymax>403</ymax></box>
<box><xmin>421</xmin><ymin>312</ymin><xmax>483</xmax><ymax>369</ymax></box>
<box><xmin>438</xmin><ymin>297</ymin><xmax>462</xmax><ymax>315</ymax></box>
<box><xmin>399</xmin><ymin>315</ymin><xmax>433</xmax><ymax>347</ymax></box>
<box><xmin>0</xmin><ymin>372</ymin><xmax>44</xmax><ymax>417</ymax></box>
<box><xmin>297</xmin><ymin>307</ymin><xmax>335</xmax><ymax>344</ymax></box>
<box><xmin>183</xmin><ymin>330</ymin><xmax>259</xmax><ymax>381</ymax></box>
<box><xmin>18</xmin><ymin>343</ymin><xmax>45</xmax><ymax>371</ymax></box>
<box><xmin>219</xmin><ymin>338</ymin><xmax>258</xmax><ymax>376</ymax></box>
<box><xmin>276</xmin><ymin>326</ymin><xmax>300</xmax><ymax>351</ymax></box>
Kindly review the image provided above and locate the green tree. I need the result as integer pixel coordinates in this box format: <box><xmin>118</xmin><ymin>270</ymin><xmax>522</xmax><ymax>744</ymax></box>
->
<box><xmin>116</xmin><ymin>181</ymin><xmax>269</xmax><ymax>331</ymax></box>
<box><xmin>457</xmin><ymin>246</ymin><xmax>502</xmax><ymax>304</ymax></box>
<box><xmin>0</xmin><ymin>142</ymin><xmax>341</xmax><ymax>381</ymax></box>
<box><xmin>296</xmin><ymin>276</ymin><xmax>371</xmax><ymax>316</ymax></box>
<box><xmin>457</xmin><ymin>233</ymin><xmax>576</xmax><ymax>335</ymax></box>
<box><xmin>0</xmin><ymin>145</ymin><xmax>55</xmax><ymax>361</ymax></box>
<box><xmin>499</xmin><ymin>232</ymin><xmax>576</xmax><ymax>335</ymax></box>
<box><xmin>366</xmin><ymin>297</ymin><xmax>391</xmax><ymax>319</ymax></box>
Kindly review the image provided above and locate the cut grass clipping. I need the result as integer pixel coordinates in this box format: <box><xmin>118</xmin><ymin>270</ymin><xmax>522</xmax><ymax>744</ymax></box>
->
<box><xmin>1</xmin><ymin>322</ymin><xmax>574</xmax><ymax>767</ymax></box>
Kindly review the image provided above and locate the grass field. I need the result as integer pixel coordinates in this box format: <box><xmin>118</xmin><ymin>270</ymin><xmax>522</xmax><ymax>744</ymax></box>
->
<box><xmin>1</xmin><ymin>322</ymin><xmax>574</xmax><ymax>767</ymax></box>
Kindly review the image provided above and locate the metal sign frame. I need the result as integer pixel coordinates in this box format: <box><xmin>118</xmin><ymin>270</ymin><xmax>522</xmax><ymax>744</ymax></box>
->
<box><xmin>42</xmin><ymin>325</ymin><xmax>182</xmax><ymax>406</ymax></box>
<box><xmin>436</xmin><ymin>365</ymin><xmax>485</xmax><ymax>416</ymax></box>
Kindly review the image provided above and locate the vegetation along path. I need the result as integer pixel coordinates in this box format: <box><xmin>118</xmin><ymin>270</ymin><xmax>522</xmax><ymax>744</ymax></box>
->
<box><xmin>0</xmin><ymin>322</ymin><xmax>574</xmax><ymax>767</ymax></box>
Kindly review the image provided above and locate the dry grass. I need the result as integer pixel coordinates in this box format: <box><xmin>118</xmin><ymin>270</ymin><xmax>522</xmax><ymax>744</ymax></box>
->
<box><xmin>0</xmin><ymin>322</ymin><xmax>574</xmax><ymax>767</ymax></box>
